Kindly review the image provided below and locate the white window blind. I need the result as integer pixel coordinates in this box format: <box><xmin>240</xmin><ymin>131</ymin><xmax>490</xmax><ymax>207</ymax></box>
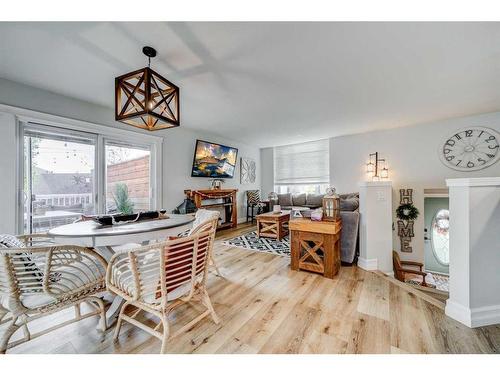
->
<box><xmin>274</xmin><ymin>139</ymin><xmax>330</xmax><ymax>185</ymax></box>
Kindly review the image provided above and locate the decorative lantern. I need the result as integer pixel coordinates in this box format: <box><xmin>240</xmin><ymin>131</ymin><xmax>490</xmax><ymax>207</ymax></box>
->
<box><xmin>115</xmin><ymin>46</ymin><xmax>180</xmax><ymax>131</ymax></box>
<box><xmin>322</xmin><ymin>187</ymin><xmax>340</xmax><ymax>222</ymax></box>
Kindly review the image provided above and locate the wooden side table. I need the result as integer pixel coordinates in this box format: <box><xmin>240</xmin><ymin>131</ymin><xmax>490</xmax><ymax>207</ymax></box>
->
<box><xmin>256</xmin><ymin>211</ymin><xmax>290</xmax><ymax>241</ymax></box>
<box><xmin>289</xmin><ymin>218</ymin><xmax>342</xmax><ymax>279</ymax></box>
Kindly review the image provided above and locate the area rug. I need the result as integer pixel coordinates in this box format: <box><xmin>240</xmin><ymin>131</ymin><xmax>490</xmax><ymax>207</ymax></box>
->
<box><xmin>432</xmin><ymin>273</ymin><xmax>449</xmax><ymax>292</ymax></box>
<box><xmin>222</xmin><ymin>230</ymin><xmax>290</xmax><ymax>257</ymax></box>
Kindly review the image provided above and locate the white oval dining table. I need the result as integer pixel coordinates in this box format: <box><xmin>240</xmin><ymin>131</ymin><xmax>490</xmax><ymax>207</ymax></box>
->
<box><xmin>47</xmin><ymin>214</ymin><xmax>195</xmax><ymax>327</ymax></box>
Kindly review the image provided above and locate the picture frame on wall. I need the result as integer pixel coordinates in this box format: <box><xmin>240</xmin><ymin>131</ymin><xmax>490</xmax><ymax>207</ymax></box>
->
<box><xmin>240</xmin><ymin>157</ymin><xmax>256</xmax><ymax>184</ymax></box>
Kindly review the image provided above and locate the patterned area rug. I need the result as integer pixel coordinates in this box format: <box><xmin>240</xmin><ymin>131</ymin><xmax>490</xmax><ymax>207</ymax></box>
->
<box><xmin>223</xmin><ymin>230</ymin><xmax>291</xmax><ymax>257</ymax></box>
<box><xmin>432</xmin><ymin>273</ymin><xmax>449</xmax><ymax>292</ymax></box>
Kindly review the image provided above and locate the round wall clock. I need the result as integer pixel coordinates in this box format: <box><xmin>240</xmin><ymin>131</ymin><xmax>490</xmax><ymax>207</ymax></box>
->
<box><xmin>439</xmin><ymin>127</ymin><xmax>500</xmax><ymax>171</ymax></box>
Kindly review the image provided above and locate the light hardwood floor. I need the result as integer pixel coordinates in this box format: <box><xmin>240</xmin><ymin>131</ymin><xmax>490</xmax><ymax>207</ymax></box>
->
<box><xmin>4</xmin><ymin>223</ymin><xmax>500</xmax><ymax>354</ymax></box>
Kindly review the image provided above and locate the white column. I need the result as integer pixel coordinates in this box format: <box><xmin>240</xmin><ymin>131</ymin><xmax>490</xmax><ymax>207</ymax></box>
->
<box><xmin>358</xmin><ymin>181</ymin><xmax>393</xmax><ymax>273</ymax></box>
<box><xmin>445</xmin><ymin>177</ymin><xmax>500</xmax><ymax>328</ymax></box>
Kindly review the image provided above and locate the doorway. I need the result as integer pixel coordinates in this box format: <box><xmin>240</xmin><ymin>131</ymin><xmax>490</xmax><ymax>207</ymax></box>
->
<box><xmin>424</xmin><ymin>196</ymin><xmax>449</xmax><ymax>275</ymax></box>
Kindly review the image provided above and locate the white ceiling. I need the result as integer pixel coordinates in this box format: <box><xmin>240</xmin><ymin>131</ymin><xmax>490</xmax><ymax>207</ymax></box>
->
<box><xmin>1</xmin><ymin>22</ymin><xmax>500</xmax><ymax>147</ymax></box>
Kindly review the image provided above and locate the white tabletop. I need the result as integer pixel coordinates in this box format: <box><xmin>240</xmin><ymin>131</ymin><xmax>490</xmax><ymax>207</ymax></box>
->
<box><xmin>48</xmin><ymin>214</ymin><xmax>195</xmax><ymax>247</ymax></box>
<box><xmin>48</xmin><ymin>214</ymin><xmax>194</xmax><ymax>237</ymax></box>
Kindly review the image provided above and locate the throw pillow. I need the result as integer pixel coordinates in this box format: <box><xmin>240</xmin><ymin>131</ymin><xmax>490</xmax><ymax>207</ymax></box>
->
<box><xmin>188</xmin><ymin>209</ymin><xmax>219</xmax><ymax>235</ymax></box>
<box><xmin>292</xmin><ymin>193</ymin><xmax>306</xmax><ymax>206</ymax></box>
<box><xmin>277</xmin><ymin>193</ymin><xmax>292</xmax><ymax>207</ymax></box>
<box><xmin>305</xmin><ymin>194</ymin><xmax>324</xmax><ymax>207</ymax></box>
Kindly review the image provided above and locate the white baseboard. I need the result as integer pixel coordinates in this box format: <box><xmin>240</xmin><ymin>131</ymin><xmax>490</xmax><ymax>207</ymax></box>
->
<box><xmin>446</xmin><ymin>300</ymin><xmax>500</xmax><ymax>328</ymax></box>
<box><xmin>470</xmin><ymin>304</ymin><xmax>500</xmax><ymax>327</ymax></box>
<box><xmin>445</xmin><ymin>300</ymin><xmax>472</xmax><ymax>327</ymax></box>
<box><xmin>357</xmin><ymin>257</ymin><xmax>378</xmax><ymax>271</ymax></box>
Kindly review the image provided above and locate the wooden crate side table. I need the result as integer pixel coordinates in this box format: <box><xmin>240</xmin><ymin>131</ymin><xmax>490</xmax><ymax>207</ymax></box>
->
<box><xmin>289</xmin><ymin>218</ymin><xmax>342</xmax><ymax>279</ymax></box>
<box><xmin>256</xmin><ymin>211</ymin><xmax>290</xmax><ymax>241</ymax></box>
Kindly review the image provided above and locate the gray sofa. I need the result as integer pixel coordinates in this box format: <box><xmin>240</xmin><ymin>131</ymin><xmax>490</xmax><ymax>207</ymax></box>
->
<box><xmin>269</xmin><ymin>192</ymin><xmax>360</xmax><ymax>264</ymax></box>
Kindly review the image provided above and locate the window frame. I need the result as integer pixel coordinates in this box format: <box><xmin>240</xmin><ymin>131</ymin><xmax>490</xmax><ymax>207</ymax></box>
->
<box><xmin>13</xmin><ymin>106</ymin><xmax>163</xmax><ymax>234</ymax></box>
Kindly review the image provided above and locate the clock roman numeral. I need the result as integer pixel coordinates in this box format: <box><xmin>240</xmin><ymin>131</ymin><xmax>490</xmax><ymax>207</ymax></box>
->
<box><xmin>465</xmin><ymin>130</ymin><xmax>473</xmax><ymax>137</ymax></box>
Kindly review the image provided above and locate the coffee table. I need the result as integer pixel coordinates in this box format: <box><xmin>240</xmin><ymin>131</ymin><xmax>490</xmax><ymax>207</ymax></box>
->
<box><xmin>256</xmin><ymin>210</ymin><xmax>290</xmax><ymax>241</ymax></box>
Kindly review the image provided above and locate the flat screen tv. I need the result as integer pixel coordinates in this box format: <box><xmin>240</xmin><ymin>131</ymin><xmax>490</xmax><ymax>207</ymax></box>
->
<box><xmin>191</xmin><ymin>140</ymin><xmax>238</xmax><ymax>178</ymax></box>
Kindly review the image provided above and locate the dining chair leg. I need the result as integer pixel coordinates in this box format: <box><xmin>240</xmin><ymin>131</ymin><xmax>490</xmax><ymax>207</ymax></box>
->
<box><xmin>0</xmin><ymin>316</ymin><xmax>19</xmax><ymax>354</ymax></box>
<box><xmin>201</xmin><ymin>289</ymin><xmax>220</xmax><ymax>325</ymax></box>
<box><xmin>210</xmin><ymin>253</ymin><xmax>222</xmax><ymax>277</ymax></box>
<box><xmin>90</xmin><ymin>296</ymin><xmax>107</xmax><ymax>332</ymax></box>
<box><xmin>160</xmin><ymin>316</ymin><xmax>170</xmax><ymax>354</ymax></box>
<box><xmin>113</xmin><ymin>301</ymin><xmax>129</xmax><ymax>341</ymax></box>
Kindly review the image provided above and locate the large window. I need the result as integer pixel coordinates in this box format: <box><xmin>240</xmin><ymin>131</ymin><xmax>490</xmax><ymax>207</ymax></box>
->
<box><xmin>105</xmin><ymin>141</ymin><xmax>151</xmax><ymax>214</ymax></box>
<box><xmin>273</xmin><ymin>139</ymin><xmax>330</xmax><ymax>194</ymax></box>
<box><xmin>19</xmin><ymin>121</ymin><xmax>161</xmax><ymax>233</ymax></box>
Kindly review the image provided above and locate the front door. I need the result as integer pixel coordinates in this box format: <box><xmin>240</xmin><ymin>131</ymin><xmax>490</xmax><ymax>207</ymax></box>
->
<box><xmin>424</xmin><ymin>197</ymin><xmax>450</xmax><ymax>275</ymax></box>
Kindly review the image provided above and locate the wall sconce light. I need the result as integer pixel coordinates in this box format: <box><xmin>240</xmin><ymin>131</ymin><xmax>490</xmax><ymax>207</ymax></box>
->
<box><xmin>365</xmin><ymin>152</ymin><xmax>389</xmax><ymax>181</ymax></box>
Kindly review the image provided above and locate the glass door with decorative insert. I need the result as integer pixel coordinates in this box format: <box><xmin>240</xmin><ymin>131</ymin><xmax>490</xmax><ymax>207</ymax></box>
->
<box><xmin>424</xmin><ymin>197</ymin><xmax>450</xmax><ymax>275</ymax></box>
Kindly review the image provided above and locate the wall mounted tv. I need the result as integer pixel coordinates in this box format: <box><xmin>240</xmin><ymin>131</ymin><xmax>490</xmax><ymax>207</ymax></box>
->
<box><xmin>191</xmin><ymin>140</ymin><xmax>238</xmax><ymax>178</ymax></box>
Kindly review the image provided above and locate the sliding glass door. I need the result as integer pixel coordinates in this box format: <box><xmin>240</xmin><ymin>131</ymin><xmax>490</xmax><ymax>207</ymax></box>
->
<box><xmin>23</xmin><ymin>125</ymin><xmax>97</xmax><ymax>233</ymax></box>
<box><xmin>20</xmin><ymin>122</ymin><xmax>159</xmax><ymax>234</ymax></box>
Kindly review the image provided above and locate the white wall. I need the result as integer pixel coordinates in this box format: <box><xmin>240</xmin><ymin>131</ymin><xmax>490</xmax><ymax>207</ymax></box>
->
<box><xmin>329</xmin><ymin>112</ymin><xmax>500</xmax><ymax>263</ymax></box>
<box><xmin>446</xmin><ymin>178</ymin><xmax>500</xmax><ymax>327</ymax></box>
<box><xmin>0</xmin><ymin>78</ymin><xmax>260</xmax><ymax>234</ymax></box>
<box><xmin>260</xmin><ymin>147</ymin><xmax>274</xmax><ymax>197</ymax></box>
<box><xmin>260</xmin><ymin>111</ymin><xmax>500</xmax><ymax>262</ymax></box>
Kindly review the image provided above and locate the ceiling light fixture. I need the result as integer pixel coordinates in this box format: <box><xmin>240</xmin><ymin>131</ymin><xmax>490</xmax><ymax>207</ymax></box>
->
<box><xmin>115</xmin><ymin>46</ymin><xmax>180</xmax><ymax>131</ymax></box>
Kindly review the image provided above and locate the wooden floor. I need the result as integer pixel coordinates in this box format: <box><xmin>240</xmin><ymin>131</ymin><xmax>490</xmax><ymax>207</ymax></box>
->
<box><xmin>5</xmin><ymin>223</ymin><xmax>500</xmax><ymax>354</ymax></box>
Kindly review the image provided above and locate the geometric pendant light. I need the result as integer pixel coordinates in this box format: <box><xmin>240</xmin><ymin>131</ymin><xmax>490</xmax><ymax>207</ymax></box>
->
<box><xmin>115</xmin><ymin>46</ymin><xmax>180</xmax><ymax>130</ymax></box>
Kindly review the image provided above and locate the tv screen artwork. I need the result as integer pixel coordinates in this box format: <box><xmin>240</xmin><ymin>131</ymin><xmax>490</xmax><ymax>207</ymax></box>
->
<box><xmin>191</xmin><ymin>140</ymin><xmax>238</xmax><ymax>178</ymax></box>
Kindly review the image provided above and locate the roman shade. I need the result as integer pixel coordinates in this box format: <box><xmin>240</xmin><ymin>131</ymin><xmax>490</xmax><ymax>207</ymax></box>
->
<box><xmin>274</xmin><ymin>139</ymin><xmax>330</xmax><ymax>185</ymax></box>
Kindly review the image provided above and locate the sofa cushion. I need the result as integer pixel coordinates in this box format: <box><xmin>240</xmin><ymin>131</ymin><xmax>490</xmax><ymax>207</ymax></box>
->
<box><xmin>292</xmin><ymin>193</ymin><xmax>306</xmax><ymax>206</ymax></box>
<box><xmin>277</xmin><ymin>193</ymin><xmax>292</xmax><ymax>207</ymax></box>
<box><xmin>339</xmin><ymin>192</ymin><xmax>359</xmax><ymax>200</ymax></box>
<box><xmin>340</xmin><ymin>198</ymin><xmax>359</xmax><ymax>212</ymax></box>
<box><xmin>305</xmin><ymin>194</ymin><xmax>324</xmax><ymax>207</ymax></box>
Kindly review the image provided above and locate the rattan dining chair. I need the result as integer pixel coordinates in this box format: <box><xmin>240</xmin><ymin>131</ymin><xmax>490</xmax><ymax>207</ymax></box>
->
<box><xmin>0</xmin><ymin>233</ymin><xmax>108</xmax><ymax>353</ymax></box>
<box><xmin>189</xmin><ymin>210</ymin><xmax>221</xmax><ymax>276</ymax></box>
<box><xmin>106</xmin><ymin>219</ymin><xmax>220</xmax><ymax>354</ymax></box>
